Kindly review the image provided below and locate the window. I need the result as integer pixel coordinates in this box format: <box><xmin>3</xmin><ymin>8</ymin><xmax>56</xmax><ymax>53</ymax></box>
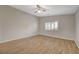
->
<box><xmin>45</xmin><ymin>21</ymin><xmax>58</xmax><ymax>30</ymax></box>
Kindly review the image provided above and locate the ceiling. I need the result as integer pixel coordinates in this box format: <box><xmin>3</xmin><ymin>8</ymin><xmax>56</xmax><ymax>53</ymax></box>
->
<box><xmin>10</xmin><ymin>5</ymin><xmax>79</xmax><ymax>17</ymax></box>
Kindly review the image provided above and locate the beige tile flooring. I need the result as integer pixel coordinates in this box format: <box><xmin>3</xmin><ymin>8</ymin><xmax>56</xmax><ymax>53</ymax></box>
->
<box><xmin>0</xmin><ymin>35</ymin><xmax>79</xmax><ymax>54</ymax></box>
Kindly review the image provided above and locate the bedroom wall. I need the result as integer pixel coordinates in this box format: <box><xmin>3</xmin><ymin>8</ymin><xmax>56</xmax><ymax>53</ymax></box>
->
<box><xmin>0</xmin><ymin>17</ymin><xmax>2</xmax><ymax>40</ymax></box>
<box><xmin>38</xmin><ymin>14</ymin><xmax>75</xmax><ymax>40</ymax></box>
<box><xmin>0</xmin><ymin>6</ymin><xmax>4</xmax><ymax>41</ymax></box>
<box><xmin>75</xmin><ymin>8</ymin><xmax>79</xmax><ymax>48</ymax></box>
<box><xmin>0</xmin><ymin>6</ymin><xmax>38</xmax><ymax>43</ymax></box>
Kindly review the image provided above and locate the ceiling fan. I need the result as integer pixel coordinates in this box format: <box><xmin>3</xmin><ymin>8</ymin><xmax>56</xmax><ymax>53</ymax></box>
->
<box><xmin>34</xmin><ymin>5</ymin><xmax>47</xmax><ymax>13</ymax></box>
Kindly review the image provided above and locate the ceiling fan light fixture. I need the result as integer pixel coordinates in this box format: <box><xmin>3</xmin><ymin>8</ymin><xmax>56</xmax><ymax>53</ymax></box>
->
<box><xmin>34</xmin><ymin>5</ymin><xmax>47</xmax><ymax>14</ymax></box>
<box><xmin>37</xmin><ymin>10</ymin><xmax>41</xmax><ymax>13</ymax></box>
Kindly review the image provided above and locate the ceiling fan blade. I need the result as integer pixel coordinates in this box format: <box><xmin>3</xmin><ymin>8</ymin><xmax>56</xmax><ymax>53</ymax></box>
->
<box><xmin>34</xmin><ymin>10</ymin><xmax>38</xmax><ymax>13</ymax></box>
<box><xmin>34</xmin><ymin>5</ymin><xmax>48</xmax><ymax>13</ymax></box>
<box><xmin>37</xmin><ymin>5</ymin><xmax>41</xmax><ymax>8</ymax></box>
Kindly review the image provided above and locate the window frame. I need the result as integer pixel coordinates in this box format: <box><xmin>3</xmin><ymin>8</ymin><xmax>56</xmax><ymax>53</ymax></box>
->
<box><xmin>45</xmin><ymin>21</ymin><xmax>58</xmax><ymax>30</ymax></box>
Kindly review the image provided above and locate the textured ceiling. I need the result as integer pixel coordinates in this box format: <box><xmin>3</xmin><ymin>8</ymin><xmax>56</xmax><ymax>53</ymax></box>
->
<box><xmin>10</xmin><ymin>5</ymin><xmax>79</xmax><ymax>17</ymax></box>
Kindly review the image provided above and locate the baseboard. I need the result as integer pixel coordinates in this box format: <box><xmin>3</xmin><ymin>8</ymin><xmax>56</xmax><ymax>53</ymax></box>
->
<box><xmin>39</xmin><ymin>34</ymin><xmax>79</xmax><ymax>48</ymax></box>
<box><xmin>0</xmin><ymin>34</ymin><xmax>37</xmax><ymax>44</ymax></box>
<box><xmin>1</xmin><ymin>34</ymin><xmax>78</xmax><ymax>48</ymax></box>
<box><xmin>74</xmin><ymin>40</ymin><xmax>79</xmax><ymax>48</ymax></box>
<box><xmin>39</xmin><ymin>33</ymin><xmax>74</xmax><ymax>41</ymax></box>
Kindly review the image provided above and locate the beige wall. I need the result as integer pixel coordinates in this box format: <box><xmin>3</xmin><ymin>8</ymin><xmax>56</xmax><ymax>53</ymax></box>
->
<box><xmin>38</xmin><ymin>14</ymin><xmax>75</xmax><ymax>40</ymax></box>
<box><xmin>0</xmin><ymin>6</ymin><xmax>4</xmax><ymax>41</ymax></box>
<box><xmin>0</xmin><ymin>17</ymin><xmax>2</xmax><ymax>40</ymax></box>
<box><xmin>75</xmin><ymin>8</ymin><xmax>79</xmax><ymax>48</ymax></box>
<box><xmin>0</xmin><ymin>6</ymin><xmax>38</xmax><ymax>43</ymax></box>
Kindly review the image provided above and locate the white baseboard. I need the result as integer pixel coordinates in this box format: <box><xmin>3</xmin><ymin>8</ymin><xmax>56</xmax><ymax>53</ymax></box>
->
<box><xmin>40</xmin><ymin>33</ymin><xmax>79</xmax><ymax>48</ymax></box>
<box><xmin>74</xmin><ymin>40</ymin><xmax>79</xmax><ymax>48</ymax></box>
<box><xmin>0</xmin><ymin>34</ymin><xmax>37</xmax><ymax>44</ymax></box>
<box><xmin>1</xmin><ymin>33</ymin><xmax>78</xmax><ymax>48</ymax></box>
<box><xmin>39</xmin><ymin>33</ymin><xmax>74</xmax><ymax>41</ymax></box>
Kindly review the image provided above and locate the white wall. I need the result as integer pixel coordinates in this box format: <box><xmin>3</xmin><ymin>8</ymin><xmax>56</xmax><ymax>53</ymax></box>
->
<box><xmin>75</xmin><ymin>8</ymin><xmax>79</xmax><ymax>48</ymax></box>
<box><xmin>38</xmin><ymin>14</ymin><xmax>75</xmax><ymax>40</ymax></box>
<box><xmin>0</xmin><ymin>6</ymin><xmax>38</xmax><ymax>43</ymax></box>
